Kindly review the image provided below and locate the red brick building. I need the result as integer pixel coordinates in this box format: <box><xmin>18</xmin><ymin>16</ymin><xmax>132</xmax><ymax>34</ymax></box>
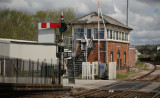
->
<box><xmin>129</xmin><ymin>47</ymin><xmax>136</xmax><ymax>67</ymax></box>
<box><xmin>70</xmin><ymin>12</ymin><xmax>133</xmax><ymax>74</ymax></box>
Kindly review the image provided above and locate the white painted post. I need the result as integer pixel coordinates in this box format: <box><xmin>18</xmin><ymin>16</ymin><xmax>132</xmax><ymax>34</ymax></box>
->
<box><xmin>84</xmin><ymin>62</ymin><xmax>87</xmax><ymax>79</ymax></box>
<box><xmin>86</xmin><ymin>62</ymin><xmax>88</xmax><ymax>79</ymax></box>
<box><xmin>82</xmin><ymin>62</ymin><xmax>86</xmax><ymax>79</ymax></box>
<box><xmin>92</xmin><ymin>63</ymin><xmax>95</xmax><ymax>80</ymax></box>
<box><xmin>95</xmin><ymin>62</ymin><xmax>98</xmax><ymax>76</ymax></box>
<box><xmin>108</xmin><ymin>29</ymin><xmax>110</xmax><ymax>39</ymax></box>
<box><xmin>82</xmin><ymin>62</ymin><xmax>84</xmax><ymax>79</ymax></box>
<box><xmin>85</xmin><ymin>62</ymin><xmax>87</xmax><ymax>79</ymax></box>
<box><xmin>88</xmin><ymin>62</ymin><xmax>91</xmax><ymax>79</ymax></box>
<box><xmin>3</xmin><ymin>59</ymin><xmax>5</xmax><ymax>76</ymax></box>
<box><xmin>109</xmin><ymin>62</ymin><xmax>116</xmax><ymax>79</ymax></box>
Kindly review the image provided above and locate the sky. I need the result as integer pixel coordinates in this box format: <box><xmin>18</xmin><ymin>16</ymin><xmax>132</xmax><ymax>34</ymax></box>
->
<box><xmin>0</xmin><ymin>0</ymin><xmax>160</xmax><ymax>45</ymax></box>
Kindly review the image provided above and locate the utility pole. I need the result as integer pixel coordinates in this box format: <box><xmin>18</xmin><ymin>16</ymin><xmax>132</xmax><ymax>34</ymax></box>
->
<box><xmin>127</xmin><ymin>0</ymin><xmax>130</xmax><ymax>72</ymax></box>
<box><xmin>126</xmin><ymin>0</ymin><xmax>129</xmax><ymax>26</ymax></box>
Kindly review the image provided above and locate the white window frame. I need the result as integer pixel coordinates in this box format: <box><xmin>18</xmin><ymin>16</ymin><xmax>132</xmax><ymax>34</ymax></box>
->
<box><xmin>93</xmin><ymin>28</ymin><xmax>105</xmax><ymax>40</ymax></box>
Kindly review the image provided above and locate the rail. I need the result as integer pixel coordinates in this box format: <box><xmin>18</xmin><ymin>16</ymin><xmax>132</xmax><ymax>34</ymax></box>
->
<box><xmin>71</xmin><ymin>62</ymin><xmax>160</xmax><ymax>97</ymax></box>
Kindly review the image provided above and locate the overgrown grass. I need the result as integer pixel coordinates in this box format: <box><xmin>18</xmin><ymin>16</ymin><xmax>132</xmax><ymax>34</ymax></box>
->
<box><xmin>116</xmin><ymin>71</ymin><xmax>136</xmax><ymax>79</ymax></box>
<box><xmin>135</xmin><ymin>62</ymin><xmax>148</xmax><ymax>70</ymax></box>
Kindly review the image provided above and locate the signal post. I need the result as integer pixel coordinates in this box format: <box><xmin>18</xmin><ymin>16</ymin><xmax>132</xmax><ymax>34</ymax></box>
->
<box><xmin>57</xmin><ymin>12</ymin><xmax>67</xmax><ymax>85</ymax></box>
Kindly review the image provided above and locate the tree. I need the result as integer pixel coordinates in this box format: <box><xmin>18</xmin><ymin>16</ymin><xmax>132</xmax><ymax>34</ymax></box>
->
<box><xmin>0</xmin><ymin>8</ymin><xmax>76</xmax><ymax>41</ymax></box>
<box><xmin>155</xmin><ymin>52</ymin><xmax>160</xmax><ymax>62</ymax></box>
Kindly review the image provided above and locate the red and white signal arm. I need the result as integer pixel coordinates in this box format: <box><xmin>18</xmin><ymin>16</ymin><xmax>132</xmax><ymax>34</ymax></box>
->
<box><xmin>38</xmin><ymin>22</ymin><xmax>61</xmax><ymax>29</ymax></box>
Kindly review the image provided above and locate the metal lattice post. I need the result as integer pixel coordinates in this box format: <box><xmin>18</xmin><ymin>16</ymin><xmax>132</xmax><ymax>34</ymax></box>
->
<box><xmin>22</xmin><ymin>60</ymin><xmax>24</xmax><ymax>77</ymax></box>
<box><xmin>50</xmin><ymin>59</ymin><xmax>52</xmax><ymax>84</ymax></box>
<box><xmin>16</xmin><ymin>59</ymin><xmax>18</xmax><ymax>83</ymax></box>
<box><xmin>37</xmin><ymin>59</ymin><xmax>39</xmax><ymax>84</ymax></box>
<box><xmin>32</xmin><ymin>61</ymin><xmax>34</xmax><ymax>84</ymax></box>
<box><xmin>41</xmin><ymin>62</ymin><xmax>43</xmax><ymax>84</ymax></box>
<box><xmin>72</xmin><ymin>36</ymin><xmax>76</xmax><ymax>84</ymax></box>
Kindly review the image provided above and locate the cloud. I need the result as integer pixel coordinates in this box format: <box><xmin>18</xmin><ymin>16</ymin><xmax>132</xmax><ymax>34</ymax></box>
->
<box><xmin>0</xmin><ymin>0</ymin><xmax>160</xmax><ymax>45</ymax></box>
<box><xmin>137</xmin><ymin>0</ymin><xmax>160</xmax><ymax>3</ymax></box>
<box><xmin>0</xmin><ymin>0</ymin><xmax>12</xmax><ymax>3</ymax></box>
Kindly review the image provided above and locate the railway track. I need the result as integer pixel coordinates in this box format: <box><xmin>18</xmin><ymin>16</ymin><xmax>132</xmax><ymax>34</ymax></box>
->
<box><xmin>0</xmin><ymin>83</ymin><xmax>71</xmax><ymax>98</ymax></box>
<box><xmin>70</xmin><ymin>63</ymin><xmax>160</xmax><ymax>98</ymax></box>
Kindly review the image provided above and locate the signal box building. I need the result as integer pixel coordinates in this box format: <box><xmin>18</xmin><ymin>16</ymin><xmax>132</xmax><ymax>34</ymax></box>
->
<box><xmin>70</xmin><ymin>12</ymin><xmax>133</xmax><ymax>76</ymax></box>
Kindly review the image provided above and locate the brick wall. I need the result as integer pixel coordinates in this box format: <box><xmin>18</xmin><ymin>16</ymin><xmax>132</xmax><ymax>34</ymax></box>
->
<box><xmin>87</xmin><ymin>41</ymin><xmax>106</xmax><ymax>63</ymax></box>
<box><xmin>129</xmin><ymin>48</ymin><xmax>136</xmax><ymax>67</ymax></box>
<box><xmin>76</xmin><ymin>41</ymin><xmax>129</xmax><ymax>68</ymax></box>
<box><xmin>107</xmin><ymin>41</ymin><xmax>129</xmax><ymax>68</ymax></box>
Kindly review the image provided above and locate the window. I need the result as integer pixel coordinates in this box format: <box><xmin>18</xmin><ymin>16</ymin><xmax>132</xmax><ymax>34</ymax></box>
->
<box><xmin>94</xmin><ymin>28</ymin><xmax>104</xmax><ymax>39</ymax></box>
<box><xmin>122</xmin><ymin>32</ymin><xmax>124</xmax><ymax>41</ymax></box>
<box><xmin>110</xmin><ymin>51</ymin><xmax>114</xmax><ymax>62</ymax></box>
<box><xmin>116</xmin><ymin>31</ymin><xmax>118</xmax><ymax>40</ymax></box>
<box><xmin>119</xmin><ymin>32</ymin><xmax>121</xmax><ymax>40</ymax></box>
<box><xmin>74</xmin><ymin>28</ymin><xmax>84</xmax><ymax>39</ymax></box>
<box><xmin>110</xmin><ymin>30</ymin><xmax>112</xmax><ymax>39</ymax></box>
<box><xmin>87</xmin><ymin>29</ymin><xmax>92</xmax><ymax>39</ymax></box>
<box><xmin>124</xmin><ymin>52</ymin><xmax>126</xmax><ymax>64</ymax></box>
<box><xmin>100</xmin><ymin>28</ymin><xmax>104</xmax><ymax>39</ymax></box>
<box><xmin>107</xmin><ymin>29</ymin><xmax>109</xmax><ymax>39</ymax></box>
<box><xmin>113</xmin><ymin>31</ymin><xmax>115</xmax><ymax>40</ymax></box>
<box><xmin>125</xmin><ymin>33</ymin><xmax>128</xmax><ymax>41</ymax></box>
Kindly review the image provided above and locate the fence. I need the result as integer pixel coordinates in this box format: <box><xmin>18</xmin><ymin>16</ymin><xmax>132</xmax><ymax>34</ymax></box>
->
<box><xmin>0</xmin><ymin>57</ymin><xmax>59</xmax><ymax>84</ymax></box>
<box><xmin>82</xmin><ymin>62</ymin><xmax>98</xmax><ymax>80</ymax></box>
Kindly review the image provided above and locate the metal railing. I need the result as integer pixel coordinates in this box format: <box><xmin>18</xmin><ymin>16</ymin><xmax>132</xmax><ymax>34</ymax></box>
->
<box><xmin>0</xmin><ymin>57</ymin><xmax>59</xmax><ymax>84</ymax></box>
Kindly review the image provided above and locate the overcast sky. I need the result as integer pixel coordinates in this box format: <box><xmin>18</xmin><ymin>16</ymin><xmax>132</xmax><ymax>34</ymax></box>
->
<box><xmin>0</xmin><ymin>0</ymin><xmax>160</xmax><ymax>45</ymax></box>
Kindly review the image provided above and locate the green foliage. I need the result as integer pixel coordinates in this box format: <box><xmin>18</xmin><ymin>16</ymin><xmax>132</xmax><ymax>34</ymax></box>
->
<box><xmin>116</xmin><ymin>71</ymin><xmax>136</xmax><ymax>79</ymax></box>
<box><xmin>0</xmin><ymin>8</ymin><xmax>76</xmax><ymax>41</ymax></box>
<box><xmin>155</xmin><ymin>52</ymin><xmax>160</xmax><ymax>62</ymax></box>
<box><xmin>135</xmin><ymin>62</ymin><xmax>147</xmax><ymax>70</ymax></box>
<box><xmin>138</xmin><ymin>54</ymin><xmax>150</xmax><ymax>58</ymax></box>
<box><xmin>136</xmin><ymin>45</ymin><xmax>157</xmax><ymax>54</ymax></box>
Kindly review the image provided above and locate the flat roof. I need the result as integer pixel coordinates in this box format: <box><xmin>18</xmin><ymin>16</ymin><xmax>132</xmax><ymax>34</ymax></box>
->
<box><xmin>0</xmin><ymin>38</ymin><xmax>57</xmax><ymax>46</ymax></box>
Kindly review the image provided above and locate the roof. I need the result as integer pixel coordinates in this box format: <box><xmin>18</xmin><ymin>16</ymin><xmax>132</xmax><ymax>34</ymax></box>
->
<box><xmin>0</xmin><ymin>38</ymin><xmax>36</xmax><ymax>43</ymax></box>
<box><xmin>70</xmin><ymin>12</ymin><xmax>132</xmax><ymax>30</ymax></box>
<box><xmin>0</xmin><ymin>38</ymin><xmax>56</xmax><ymax>45</ymax></box>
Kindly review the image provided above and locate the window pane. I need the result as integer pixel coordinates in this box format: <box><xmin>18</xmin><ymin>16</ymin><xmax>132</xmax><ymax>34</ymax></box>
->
<box><xmin>119</xmin><ymin>32</ymin><xmax>121</xmax><ymax>40</ymax></box>
<box><xmin>94</xmin><ymin>28</ymin><xmax>98</xmax><ymax>39</ymax></box>
<box><xmin>94</xmin><ymin>28</ymin><xmax>104</xmax><ymax>39</ymax></box>
<box><xmin>87</xmin><ymin>29</ymin><xmax>91</xmax><ymax>39</ymax></box>
<box><xmin>107</xmin><ymin>29</ymin><xmax>109</xmax><ymax>39</ymax></box>
<box><xmin>110</xmin><ymin>30</ymin><xmax>112</xmax><ymax>39</ymax></box>
<box><xmin>100</xmin><ymin>33</ymin><xmax>104</xmax><ymax>39</ymax></box>
<box><xmin>122</xmin><ymin>32</ymin><xmax>124</xmax><ymax>41</ymax></box>
<box><xmin>100</xmin><ymin>28</ymin><xmax>104</xmax><ymax>39</ymax></box>
<box><xmin>74</xmin><ymin>28</ymin><xmax>84</xmax><ymax>39</ymax></box>
<box><xmin>116</xmin><ymin>31</ymin><xmax>118</xmax><ymax>40</ymax></box>
<box><xmin>125</xmin><ymin>33</ymin><xmax>128</xmax><ymax>41</ymax></box>
<box><xmin>113</xmin><ymin>31</ymin><xmax>115</xmax><ymax>40</ymax></box>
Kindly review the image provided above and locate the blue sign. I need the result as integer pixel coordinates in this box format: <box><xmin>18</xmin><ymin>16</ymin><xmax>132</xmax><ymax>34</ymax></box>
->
<box><xmin>100</xmin><ymin>66</ymin><xmax>104</xmax><ymax>69</ymax></box>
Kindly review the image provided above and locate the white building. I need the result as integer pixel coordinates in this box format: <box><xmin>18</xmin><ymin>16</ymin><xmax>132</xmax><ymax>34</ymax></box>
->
<box><xmin>0</xmin><ymin>38</ymin><xmax>58</xmax><ymax>63</ymax></box>
<box><xmin>0</xmin><ymin>38</ymin><xmax>58</xmax><ymax>77</ymax></box>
